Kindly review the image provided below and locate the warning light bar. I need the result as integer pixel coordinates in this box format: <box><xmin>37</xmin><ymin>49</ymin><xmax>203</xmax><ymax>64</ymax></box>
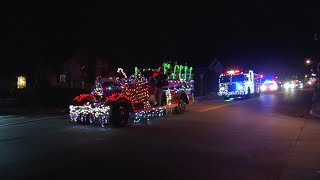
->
<box><xmin>226</xmin><ymin>70</ymin><xmax>240</xmax><ymax>75</ymax></box>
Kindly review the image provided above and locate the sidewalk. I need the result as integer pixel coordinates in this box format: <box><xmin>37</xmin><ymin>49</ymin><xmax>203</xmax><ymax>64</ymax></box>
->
<box><xmin>310</xmin><ymin>89</ymin><xmax>320</xmax><ymax>118</ymax></box>
<box><xmin>280</xmin><ymin>118</ymin><xmax>320</xmax><ymax>179</ymax></box>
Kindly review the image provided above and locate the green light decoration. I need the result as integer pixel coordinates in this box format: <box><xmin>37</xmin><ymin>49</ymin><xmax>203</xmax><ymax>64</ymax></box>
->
<box><xmin>179</xmin><ymin>65</ymin><xmax>184</xmax><ymax>79</ymax></box>
<box><xmin>134</xmin><ymin>64</ymin><xmax>193</xmax><ymax>81</ymax></box>
<box><xmin>189</xmin><ymin>67</ymin><xmax>193</xmax><ymax>80</ymax></box>
<box><xmin>163</xmin><ymin>63</ymin><xmax>171</xmax><ymax>74</ymax></box>
<box><xmin>173</xmin><ymin>65</ymin><xmax>180</xmax><ymax>79</ymax></box>
<box><xmin>184</xmin><ymin>66</ymin><xmax>188</xmax><ymax>80</ymax></box>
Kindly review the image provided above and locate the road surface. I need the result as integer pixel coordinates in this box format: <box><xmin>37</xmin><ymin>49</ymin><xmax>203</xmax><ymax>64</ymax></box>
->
<box><xmin>1</xmin><ymin>88</ymin><xmax>320</xmax><ymax>180</ymax></box>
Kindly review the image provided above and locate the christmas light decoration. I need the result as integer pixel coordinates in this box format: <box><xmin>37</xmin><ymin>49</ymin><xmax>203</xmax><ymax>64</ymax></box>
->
<box><xmin>184</xmin><ymin>65</ymin><xmax>188</xmax><ymax>80</ymax></box>
<box><xmin>134</xmin><ymin>106</ymin><xmax>165</xmax><ymax>122</ymax></box>
<box><xmin>189</xmin><ymin>67</ymin><xmax>193</xmax><ymax>80</ymax></box>
<box><xmin>73</xmin><ymin>94</ymin><xmax>97</xmax><ymax>102</ymax></box>
<box><xmin>165</xmin><ymin>89</ymin><xmax>174</xmax><ymax>116</ymax></box>
<box><xmin>91</xmin><ymin>77</ymin><xmax>104</xmax><ymax>96</ymax></box>
<box><xmin>69</xmin><ymin>105</ymin><xmax>111</xmax><ymax>127</ymax></box>
<box><xmin>218</xmin><ymin>69</ymin><xmax>261</xmax><ymax>98</ymax></box>
<box><xmin>163</xmin><ymin>63</ymin><xmax>171</xmax><ymax>74</ymax></box>
<box><xmin>173</xmin><ymin>65</ymin><xmax>179</xmax><ymax>79</ymax></box>
<box><xmin>179</xmin><ymin>65</ymin><xmax>184</xmax><ymax>79</ymax></box>
<box><xmin>117</xmin><ymin>68</ymin><xmax>127</xmax><ymax>79</ymax></box>
<box><xmin>70</xmin><ymin>63</ymin><xmax>195</xmax><ymax>127</ymax></box>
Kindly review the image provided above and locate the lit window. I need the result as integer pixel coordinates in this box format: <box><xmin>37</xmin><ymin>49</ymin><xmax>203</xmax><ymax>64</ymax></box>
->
<box><xmin>17</xmin><ymin>76</ymin><xmax>26</xmax><ymax>89</ymax></box>
<box><xmin>60</xmin><ymin>75</ymin><xmax>66</xmax><ymax>83</ymax></box>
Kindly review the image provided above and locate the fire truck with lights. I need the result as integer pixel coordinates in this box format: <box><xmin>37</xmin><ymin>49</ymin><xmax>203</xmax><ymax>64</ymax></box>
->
<box><xmin>69</xmin><ymin>63</ymin><xmax>194</xmax><ymax>127</ymax></box>
<box><xmin>217</xmin><ymin>69</ymin><xmax>262</xmax><ymax>100</ymax></box>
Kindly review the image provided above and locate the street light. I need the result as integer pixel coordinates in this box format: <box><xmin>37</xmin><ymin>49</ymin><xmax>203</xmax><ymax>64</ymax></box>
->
<box><xmin>306</xmin><ymin>59</ymin><xmax>311</xmax><ymax>64</ymax></box>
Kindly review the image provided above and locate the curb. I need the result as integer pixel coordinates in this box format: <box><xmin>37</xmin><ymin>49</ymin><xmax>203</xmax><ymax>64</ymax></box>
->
<box><xmin>310</xmin><ymin>110</ymin><xmax>320</xmax><ymax>118</ymax></box>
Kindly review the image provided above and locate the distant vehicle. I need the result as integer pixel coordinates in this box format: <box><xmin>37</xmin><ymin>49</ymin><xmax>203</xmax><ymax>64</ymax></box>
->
<box><xmin>218</xmin><ymin>69</ymin><xmax>262</xmax><ymax>100</ymax></box>
<box><xmin>293</xmin><ymin>80</ymin><xmax>304</xmax><ymax>88</ymax></box>
<box><xmin>283</xmin><ymin>81</ymin><xmax>296</xmax><ymax>89</ymax></box>
<box><xmin>260</xmin><ymin>80</ymin><xmax>278</xmax><ymax>93</ymax></box>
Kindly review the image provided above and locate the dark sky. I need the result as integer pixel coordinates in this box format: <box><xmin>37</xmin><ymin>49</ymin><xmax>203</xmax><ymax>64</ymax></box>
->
<box><xmin>2</xmin><ymin>1</ymin><xmax>320</xmax><ymax>73</ymax></box>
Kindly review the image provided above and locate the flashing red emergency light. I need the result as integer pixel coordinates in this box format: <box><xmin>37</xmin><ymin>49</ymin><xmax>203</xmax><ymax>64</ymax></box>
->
<box><xmin>260</xmin><ymin>75</ymin><xmax>263</xmax><ymax>78</ymax></box>
<box><xmin>226</xmin><ymin>69</ymin><xmax>240</xmax><ymax>75</ymax></box>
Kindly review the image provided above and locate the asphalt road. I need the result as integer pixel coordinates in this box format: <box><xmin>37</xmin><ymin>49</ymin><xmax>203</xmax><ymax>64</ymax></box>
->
<box><xmin>1</xmin><ymin>88</ymin><xmax>320</xmax><ymax>180</ymax></box>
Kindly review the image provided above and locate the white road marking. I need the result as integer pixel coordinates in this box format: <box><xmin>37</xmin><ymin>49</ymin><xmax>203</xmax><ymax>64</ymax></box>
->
<box><xmin>0</xmin><ymin>115</ymin><xmax>68</xmax><ymax>127</ymax></box>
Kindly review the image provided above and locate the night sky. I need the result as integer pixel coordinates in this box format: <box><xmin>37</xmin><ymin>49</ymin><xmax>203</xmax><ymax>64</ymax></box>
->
<box><xmin>3</xmin><ymin>1</ymin><xmax>320</xmax><ymax>75</ymax></box>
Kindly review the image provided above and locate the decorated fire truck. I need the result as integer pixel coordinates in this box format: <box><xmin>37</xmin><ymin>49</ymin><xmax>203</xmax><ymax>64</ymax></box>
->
<box><xmin>217</xmin><ymin>69</ymin><xmax>262</xmax><ymax>100</ymax></box>
<box><xmin>69</xmin><ymin>63</ymin><xmax>194</xmax><ymax>127</ymax></box>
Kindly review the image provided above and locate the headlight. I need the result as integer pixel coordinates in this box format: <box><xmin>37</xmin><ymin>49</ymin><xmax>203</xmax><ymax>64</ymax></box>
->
<box><xmin>284</xmin><ymin>83</ymin><xmax>290</xmax><ymax>89</ymax></box>
<box><xmin>261</xmin><ymin>85</ymin><xmax>266</xmax><ymax>91</ymax></box>
<box><xmin>220</xmin><ymin>87</ymin><xmax>225</xmax><ymax>91</ymax></box>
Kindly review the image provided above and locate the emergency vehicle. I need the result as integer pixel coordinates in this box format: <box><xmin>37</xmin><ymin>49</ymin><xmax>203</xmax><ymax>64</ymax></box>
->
<box><xmin>218</xmin><ymin>69</ymin><xmax>262</xmax><ymax>100</ymax></box>
<box><xmin>69</xmin><ymin>63</ymin><xmax>194</xmax><ymax>127</ymax></box>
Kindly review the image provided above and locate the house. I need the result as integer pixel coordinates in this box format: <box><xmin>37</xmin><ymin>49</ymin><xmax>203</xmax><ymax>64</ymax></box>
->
<box><xmin>4</xmin><ymin>49</ymin><xmax>111</xmax><ymax>92</ymax></box>
<box><xmin>193</xmin><ymin>58</ymin><xmax>224</xmax><ymax>97</ymax></box>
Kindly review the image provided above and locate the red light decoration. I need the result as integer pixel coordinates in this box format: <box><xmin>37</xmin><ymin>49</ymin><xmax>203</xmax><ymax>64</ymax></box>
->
<box><xmin>73</xmin><ymin>94</ymin><xmax>97</xmax><ymax>102</ymax></box>
<box><xmin>105</xmin><ymin>93</ymin><xmax>132</xmax><ymax>103</ymax></box>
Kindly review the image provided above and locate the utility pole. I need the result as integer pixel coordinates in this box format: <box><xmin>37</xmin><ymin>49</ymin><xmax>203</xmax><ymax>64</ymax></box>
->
<box><xmin>314</xmin><ymin>33</ymin><xmax>319</xmax><ymax>85</ymax></box>
<box><xmin>200</xmin><ymin>74</ymin><xmax>203</xmax><ymax>96</ymax></box>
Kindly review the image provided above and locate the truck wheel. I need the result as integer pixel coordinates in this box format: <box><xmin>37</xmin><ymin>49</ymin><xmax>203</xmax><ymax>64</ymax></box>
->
<box><xmin>175</xmin><ymin>97</ymin><xmax>187</xmax><ymax>114</ymax></box>
<box><xmin>224</xmin><ymin>96</ymin><xmax>230</xmax><ymax>100</ymax></box>
<box><xmin>110</xmin><ymin>102</ymin><xmax>129</xmax><ymax>127</ymax></box>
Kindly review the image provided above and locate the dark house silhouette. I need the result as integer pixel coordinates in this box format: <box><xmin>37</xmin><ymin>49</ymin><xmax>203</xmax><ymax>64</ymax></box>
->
<box><xmin>193</xmin><ymin>58</ymin><xmax>224</xmax><ymax>97</ymax></box>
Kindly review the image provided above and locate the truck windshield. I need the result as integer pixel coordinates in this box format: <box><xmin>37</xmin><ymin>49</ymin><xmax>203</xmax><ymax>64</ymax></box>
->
<box><xmin>220</xmin><ymin>75</ymin><xmax>245</xmax><ymax>83</ymax></box>
<box><xmin>101</xmin><ymin>82</ymin><xmax>114</xmax><ymax>89</ymax></box>
<box><xmin>220</xmin><ymin>75</ymin><xmax>231</xmax><ymax>83</ymax></box>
